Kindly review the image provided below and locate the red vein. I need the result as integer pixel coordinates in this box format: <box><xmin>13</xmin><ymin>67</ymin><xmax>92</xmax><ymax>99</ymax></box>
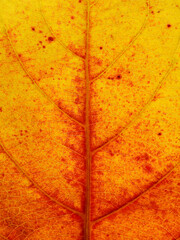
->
<box><xmin>84</xmin><ymin>1</ymin><xmax>91</xmax><ymax>239</ymax></box>
<box><xmin>58</xmin><ymin>142</ymin><xmax>85</xmax><ymax>158</ymax></box>
<box><xmin>92</xmin><ymin>36</ymin><xmax>180</xmax><ymax>156</ymax></box>
<box><xmin>91</xmin><ymin>0</ymin><xmax>150</xmax><ymax>83</ymax></box>
<box><xmin>92</xmin><ymin>162</ymin><xmax>180</xmax><ymax>225</ymax></box>
<box><xmin>0</xmin><ymin>234</ymin><xmax>8</xmax><ymax>240</ymax></box>
<box><xmin>38</xmin><ymin>0</ymin><xmax>85</xmax><ymax>60</ymax></box>
<box><xmin>4</xmin><ymin>25</ymin><xmax>85</xmax><ymax>128</ymax></box>
<box><xmin>0</xmin><ymin>140</ymin><xmax>84</xmax><ymax>218</ymax></box>
<box><xmin>90</xmin><ymin>0</ymin><xmax>100</xmax><ymax>8</ymax></box>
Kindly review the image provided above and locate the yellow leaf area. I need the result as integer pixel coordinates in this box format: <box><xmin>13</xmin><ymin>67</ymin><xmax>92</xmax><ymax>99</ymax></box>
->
<box><xmin>0</xmin><ymin>0</ymin><xmax>179</xmax><ymax>239</ymax></box>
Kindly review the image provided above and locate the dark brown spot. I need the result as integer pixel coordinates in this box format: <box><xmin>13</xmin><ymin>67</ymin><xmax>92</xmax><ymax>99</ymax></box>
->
<box><xmin>167</xmin><ymin>24</ymin><xmax>171</xmax><ymax>28</ymax></box>
<box><xmin>100</xmin><ymin>46</ymin><xmax>103</xmax><ymax>50</ymax></box>
<box><xmin>158</xmin><ymin>132</ymin><xmax>162</xmax><ymax>136</ymax></box>
<box><xmin>117</xmin><ymin>75</ymin><xmax>122</xmax><ymax>79</ymax></box>
<box><xmin>48</xmin><ymin>36</ymin><xmax>54</xmax><ymax>42</ymax></box>
<box><xmin>107</xmin><ymin>76</ymin><xmax>114</xmax><ymax>80</ymax></box>
<box><xmin>31</xmin><ymin>27</ymin><xmax>35</xmax><ymax>31</ymax></box>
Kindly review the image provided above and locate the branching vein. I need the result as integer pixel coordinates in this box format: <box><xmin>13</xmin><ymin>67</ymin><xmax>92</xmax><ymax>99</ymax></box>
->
<box><xmin>92</xmin><ymin>36</ymin><xmax>180</xmax><ymax>155</ymax></box>
<box><xmin>4</xmin><ymin>25</ymin><xmax>84</xmax><ymax>128</ymax></box>
<box><xmin>92</xmin><ymin>162</ymin><xmax>180</xmax><ymax>224</ymax></box>
<box><xmin>38</xmin><ymin>0</ymin><xmax>85</xmax><ymax>60</ymax></box>
<box><xmin>91</xmin><ymin>0</ymin><xmax>150</xmax><ymax>83</ymax></box>
<box><xmin>0</xmin><ymin>140</ymin><xmax>84</xmax><ymax>218</ymax></box>
<box><xmin>0</xmin><ymin>234</ymin><xmax>8</xmax><ymax>240</ymax></box>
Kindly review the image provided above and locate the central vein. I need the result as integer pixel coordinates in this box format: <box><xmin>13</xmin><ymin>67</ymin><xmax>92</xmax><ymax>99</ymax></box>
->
<box><xmin>84</xmin><ymin>0</ymin><xmax>91</xmax><ymax>239</ymax></box>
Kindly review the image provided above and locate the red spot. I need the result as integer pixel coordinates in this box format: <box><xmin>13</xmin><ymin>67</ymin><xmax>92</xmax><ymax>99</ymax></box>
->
<box><xmin>108</xmin><ymin>76</ymin><xmax>114</xmax><ymax>80</ymax></box>
<box><xmin>48</xmin><ymin>36</ymin><xmax>54</xmax><ymax>42</ymax></box>
<box><xmin>31</xmin><ymin>27</ymin><xmax>35</xmax><ymax>31</ymax></box>
<box><xmin>61</xmin><ymin>158</ymin><xmax>66</xmax><ymax>163</ymax></box>
<box><xmin>43</xmin><ymin>46</ymin><xmax>46</xmax><ymax>48</ymax></box>
<box><xmin>74</xmin><ymin>76</ymin><xmax>82</xmax><ymax>83</ymax></box>
<box><xmin>100</xmin><ymin>46</ymin><xmax>103</xmax><ymax>50</ymax></box>
<box><xmin>150</xmin><ymin>201</ymin><xmax>159</xmax><ymax>212</ymax></box>
<box><xmin>167</xmin><ymin>24</ymin><xmax>171</xmax><ymax>28</ymax></box>
<box><xmin>79</xmin><ymin>0</ymin><xmax>82</xmax><ymax>2</ymax></box>
<box><xmin>75</xmin><ymin>96</ymin><xmax>80</xmax><ymax>104</ymax></box>
<box><xmin>117</xmin><ymin>75</ymin><xmax>122</xmax><ymax>79</ymax></box>
<box><xmin>71</xmin><ymin>16</ymin><xmax>75</xmax><ymax>19</ymax></box>
<box><xmin>109</xmin><ymin>150</ymin><xmax>114</xmax><ymax>156</ymax></box>
<box><xmin>0</xmin><ymin>107</ymin><xmax>2</xmax><ymax>112</ymax></box>
<box><xmin>135</xmin><ymin>153</ymin><xmax>150</xmax><ymax>161</ymax></box>
<box><xmin>144</xmin><ymin>164</ymin><xmax>153</xmax><ymax>173</ymax></box>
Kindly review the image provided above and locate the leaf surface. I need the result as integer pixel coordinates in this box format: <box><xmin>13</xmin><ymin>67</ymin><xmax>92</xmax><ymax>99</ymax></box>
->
<box><xmin>0</xmin><ymin>0</ymin><xmax>180</xmax><ymax>239</ymax></box>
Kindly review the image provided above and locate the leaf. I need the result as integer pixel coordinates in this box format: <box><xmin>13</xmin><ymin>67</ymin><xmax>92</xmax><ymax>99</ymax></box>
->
<box><xmin>0</xmin><ymin>0</ymin><xmax>180</xmax><ymax>239</ymax></box>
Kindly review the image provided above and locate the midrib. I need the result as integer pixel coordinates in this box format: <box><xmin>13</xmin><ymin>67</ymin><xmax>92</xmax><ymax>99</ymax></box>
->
<box><xmin>84</xmin><ymin>0</ymin><xmax>91</xmax><ymax>239</ymax></box>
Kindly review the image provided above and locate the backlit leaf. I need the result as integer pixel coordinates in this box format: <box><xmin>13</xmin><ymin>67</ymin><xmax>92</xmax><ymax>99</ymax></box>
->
<box><xmin>0</xmin><ymin>0</ymin><xmax>179</xmax><ymax>239</ymax></box>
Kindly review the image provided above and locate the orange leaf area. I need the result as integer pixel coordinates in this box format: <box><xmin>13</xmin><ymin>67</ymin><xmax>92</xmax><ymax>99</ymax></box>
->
<box><xmin>0</xmin><ymin>0</ymin><xmax>179</xmax><ymax>239</ymax></box>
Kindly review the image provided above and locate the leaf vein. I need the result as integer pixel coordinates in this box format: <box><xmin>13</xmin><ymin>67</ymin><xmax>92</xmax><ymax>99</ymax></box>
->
<box><xmin>92</xmin><ymin>162</ymin><xmax>180</xmax><ymax>224</ymax></box>
<box><xmin>92</xmin><ymin>36</ymin><xmax>180</xmax><ymax>155</ymax></box>
<box><xmin>38</xmin><ymin>0</ymin><xmax>85</xmax><ymax>60</ymax></box>
<box><xmin>0</xmin><ymin>140</ymin><xmax>84</xmax><ymax>218</ymax></box>
<box><xmin>4</xmin><ymin>25</ymin><xmax>84</xmax><ymax>128</ymax></box>
<box><xmin>91</xmin><ymin>0</ymin><xmax>150</xmax><ymax>83</ymax></box>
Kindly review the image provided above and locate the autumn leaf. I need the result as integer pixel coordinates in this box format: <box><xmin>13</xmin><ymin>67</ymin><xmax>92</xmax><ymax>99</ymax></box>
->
<box><xmin>0</xmin><ymin>0</ymin><xmax>180</xmax><ymax>239</ymax></box>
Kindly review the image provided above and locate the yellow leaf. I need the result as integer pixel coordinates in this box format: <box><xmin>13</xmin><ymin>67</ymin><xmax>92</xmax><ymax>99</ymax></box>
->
<box><xmin>0</xmin><ymin>0</ymin><xmax>179</xmax><ymax>239</ymax></box>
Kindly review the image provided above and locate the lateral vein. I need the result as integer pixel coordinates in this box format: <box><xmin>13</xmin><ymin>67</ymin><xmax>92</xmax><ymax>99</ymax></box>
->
<box><xmin>4</xmin><ymin>25</ymin><xmax>85</xmax><ymax>128</ymax></box>
<box><xmin>0</xmin><ymin>140</ymin><xmax>84</xmax><ymax>218</ymax></box>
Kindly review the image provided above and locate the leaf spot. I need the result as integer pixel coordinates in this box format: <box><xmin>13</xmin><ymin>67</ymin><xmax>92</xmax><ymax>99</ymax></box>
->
<box><xmin>117</xmin><ymin>74</ymin><xmax>122</xmax><ymax>79</ymax></box>
<box><xmin>143</xmin><ymin>164</ymin><xmax>153</xmax><ymax>173</ymax></box>
<box><xmin>48</xmin><ymin>36</ymin><xmax>54</xmax><ymax>42</ymax></box>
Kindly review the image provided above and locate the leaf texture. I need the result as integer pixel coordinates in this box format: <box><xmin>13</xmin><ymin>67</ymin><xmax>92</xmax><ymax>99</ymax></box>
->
<box><xmin>0</xmin><ymin>0</ymin><xmax>180</xmax><ymax>239</ymax></box>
